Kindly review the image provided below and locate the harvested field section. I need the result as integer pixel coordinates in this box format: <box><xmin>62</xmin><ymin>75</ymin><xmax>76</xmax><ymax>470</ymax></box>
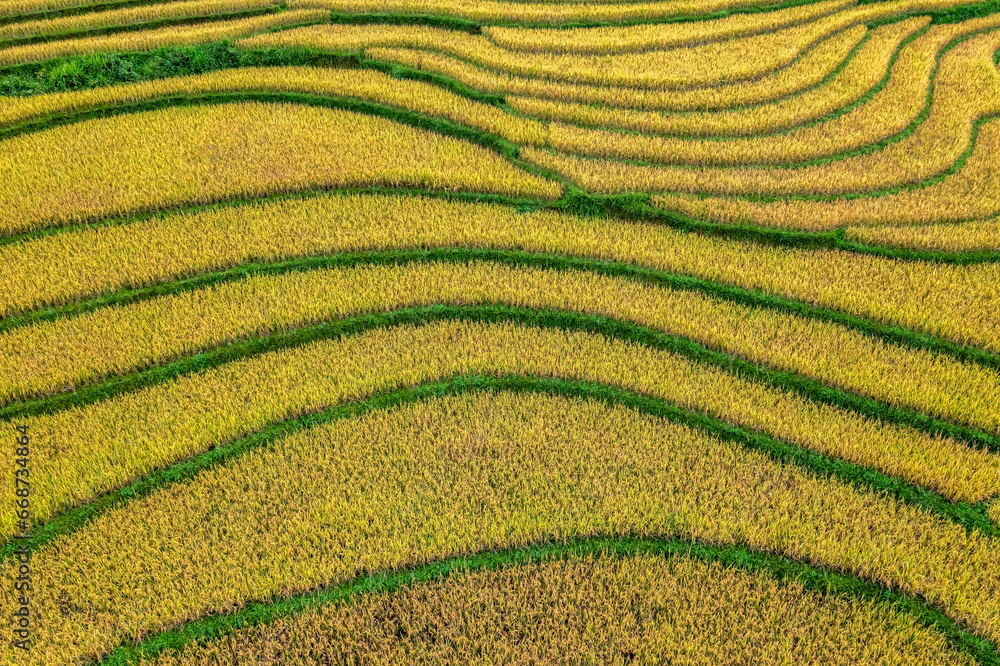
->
<box><xmin>482</xmin><ymin>0</ymin><xmax>858</xmax><ymax>53</ymax></box>
<box><xmin>4</xmin><ymin>390</ymin><xmax>1000</xmax><ymax>665</ymax></box>
<box><xmin>0</xmin><ymin>9</ymin><xmax>327</xmax><ymax>65</ymax></box>
<box><xmin>3</xmin><ymin>194</ymin><xmax>997</xmax><ymax>352</ymax></box>
<box><xmin>6</xmin><ymin>261</ymin><xmax>1000</xmax><ymax>440</ymax></box>
<box><xmin>11</xmin><ymin>320</ymin><xmax>999</xmax><ymax>548</ymax></box>
<box><xmin>0</xmin><ymin>66</ymin><xmax>548</xmax><ymax>144</ymax></box>
<box><xmin>503</xmin><ymin>19</ymin><xmax>917</xmax><ymax>137</ymax></box>
<box><xmin>143</xmin><ymin>553</ymin><xmax>974</xmax><ymax>666</ymax></box>
<box><xmin>846</xmin><ymin>218</ymin><xmax>1000</xmax><ymax>251</ymax></box>
<box><xmin>0</xmin><ymin>103</ymin><xmax>559</xmax><ymax>234</ymax></box>
<box><xmin>0</xmin><ymin>0</ymin><xmax>280</xmax><ymax>44</ymax></box>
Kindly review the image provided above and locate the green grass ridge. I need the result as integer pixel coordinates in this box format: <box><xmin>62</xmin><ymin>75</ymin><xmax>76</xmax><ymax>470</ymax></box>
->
<box><xmin>4</xmin><ymin>244</ymin><xmax>1000</xmax><ymax>373</ymax></box>
<box><xmin>2</xmin><ymin>303</ymin><xmax>998</xmax><ymax>461</ymax></box>
<box><xmin>1</xmin><ymin>376</ymin><xmax>997</xmax><ymax>657</ymax></box>
<box><xmin>1</xmin><ymin>36</ymin><xmax>997</xmax><ymax>260</ymax></box>
<box><xmin>84</xmin><ymin>535</ymin><xmax>999</xmax><ymax>666</ymax></box>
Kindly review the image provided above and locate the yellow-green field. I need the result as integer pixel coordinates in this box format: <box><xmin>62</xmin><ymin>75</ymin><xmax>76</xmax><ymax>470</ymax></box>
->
<box><xmin>0</xmin><ymin>0</ymin><xmax>998</xmax><ymax>663</ymax></box>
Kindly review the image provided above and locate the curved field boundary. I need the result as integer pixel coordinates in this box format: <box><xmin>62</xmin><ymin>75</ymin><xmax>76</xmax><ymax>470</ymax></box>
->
<box><xmin>521</xmin><ymin>23</ymin><xmax>1000</xmax><ymax>174</ymax></box>
<box><xmin>4</xmin><ymin>247</ymin><xmax>999</xmax><ymax>374</ymax></box>
<box><xmin>0</xmin><ymin>0</ymin><xmax>188</xmax><ymax>25</ymax></box>
<box><xmin>3</xmin><ymin>303</ymin><xmax>998</xmax><ymax>456</ymax></box>
<box><xmin>530</xmin><ymin>99</ymin><xmax>1000</xmax><ymax>200</ymax></box>
<box><xmin>505</xmin><ymin>20</ymin><xmax>915</xmax><ymax>141</ymax></box>
<box><xmin>2</xmin><ymin>375</ymin><xmax>995</xmax><ymax>575</ymax></box>
<box><xmin>1</xmin><ymin>87</ymin><xmax>998</xmax><ymax>264</ymax></box>
<box><xmin>0</xmin><ymin>93</ymin><xmax>566</xmax><ymax>237</ymax></box>
<box><xmin>86</xmin><ymin>536</ymin><xmax>1000</xmax><ymax>666</ymax></box>
<box><xmin>0</xmin><ymin>2</ymin><xmax>286</xmax><ymax>49</ymax></box>
<box><xmin>309</xmin><ymin>0</ymin><xmax>1000</xmax><ymax>28</ymax></box>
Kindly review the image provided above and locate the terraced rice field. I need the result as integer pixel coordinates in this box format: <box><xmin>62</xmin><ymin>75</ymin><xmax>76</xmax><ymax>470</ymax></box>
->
<box><xmin>1</xmin><ymin>0</ymin><xmax>999</xmax><ymax>662</ymax></box>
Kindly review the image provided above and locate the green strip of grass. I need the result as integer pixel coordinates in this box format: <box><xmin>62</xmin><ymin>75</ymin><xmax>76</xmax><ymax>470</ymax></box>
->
<box><xmin>2</xmin><ymin>303</ymin><xmax>998</xmax><ymax>458</ymax></box>
<box><xmin>87</xmin><ymin>533</ymin><xmax>999</xmax><ymax>666</ymax></box>
<box><xmin>4</xmin><ymin>245</ymin><xmax>1000</xmax><ymax>375</ymax></box>
<box><xmin>2</xmin><ymin>39</ymin><xmax>997</xmax><ymax>262</ymax></box>
<box><xmin>2</xmin><ymin>375</ymin><xmax>996</xmax><ymax>607</ymax></box>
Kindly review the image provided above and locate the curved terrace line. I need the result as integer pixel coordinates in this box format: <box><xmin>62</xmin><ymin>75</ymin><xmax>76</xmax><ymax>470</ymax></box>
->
<box><xmin>2</xmin><ymin>89</ymin><xmax>997</xmax><ymax>261</ymax></box>
<box><xmin>314</xmin><ymin>0</ymin><xmax>1000</xmax><ymax>30</ymax></box>
<box><xmin>4</xmin><ymin>20</ymin><xmax>991</xmax><ymax>201</ymax></box>
<box><xmin>86</xmin><ymin>535</ymin><xmax>1000</xmax><ymax>666</ymax></box>
<box><xmin>3</xmin><ymin>245</ymin><xmax>1000</xmax><ymax>376</ymax></box>
<box><xmin>3</xmin><ymin>303</ymin><xmax>997</xmax><ymax>458</ymax></box>
<box><xmin>2</xmin><ymin>376</ymin><xmax>995</xmax><ymax>580</ymax></box>
<box><xmin>0</xmin><ymin>92</ymin><xmax>570</xmax><ymax>235</ymax></box>
<box><xmin>0</xmin><ymin>0</ymin><xmax>194</xmax><ymax>26</ymax></box>
<box><xmin>0</xmin><ymin>2</ymin><xmax>287</xmax><ymax>49</ymax></box>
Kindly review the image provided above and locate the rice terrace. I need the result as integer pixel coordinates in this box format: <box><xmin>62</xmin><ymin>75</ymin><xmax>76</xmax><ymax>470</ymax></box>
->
<box><xmin>3</xmin><ymin>0</ymin><xmax>1000</xmax><ymax>661</ymax></box>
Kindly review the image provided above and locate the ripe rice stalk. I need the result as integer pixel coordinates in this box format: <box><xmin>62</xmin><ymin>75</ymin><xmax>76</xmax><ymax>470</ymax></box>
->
<box><xmin>0</xmin><ymin>66</ymin><xmax>548</xmax><ymax>144</ymax></box>
<box><xmin>0</xmin><ymin>9</ymin><xmax>327</xmax><ymax>65</ymax></box>
<box><xmin>505</xmin><ymin>19</ymin><xmax>922</xmax><ymax>137</ymax></box>
<box><xmin>287</xmin><ymin>0</ymin><xmax>988</xmax><ymax>24</ymax></box>
<box><xmin>845</xmin><ymin>218</ymin><xmax>1000</xmax><ymax>251</ymax></box>
<box><xmin>991</xmin><ymin>501</ymin><xmax>1000</xmax><ymax>525</ymax></box>
<box><xmin>482</xmin><ymin>0</ymin><xmax>857</xmax><ymax>53</ymax></box>
<box><xmin>6</xmin><ymin>261</ymin><xmax>1000</xmax><ymax>445</ymax></box>
<box><xmin>288</xmin><ymin>0</ymin><xmax>853</xmax><ymax>24</ymax></box>
<box><xmin>146</xmin><ymin>554</ymin><xmax>973</xmax><ymax>666</ymax></box>
<box><xmin>10</xmin><ymin>320</ymin><xmax>999</xmax><ymax>550</ymax></box>
<box><xmin>648</xmin><ymin>116</ymin><xmax>1000</xmax><ymax>230</ymax></box>
<box><xmin>0</xmin><ymin>101</ymin><xmax>560</xmax><ymax>235</ymax></box>
<box><xmin>356</xmin><ymin>25</ymin><xmax>865</xmax><ymax>112</ymax></box>
<box><xmin>4</xmin><ymin>387</ymin><xmax>1000</xmax><ymax>665</ymax></box>
<box><xmin>550</xmin><ymin>32</ymin><xmax>1000</xmax><ymax>198</ymax></box>
<box><xmin>528</xmin><ymin>21</ymin><xmax>1000</xmax><ymax>176</ymax></box>
<box><xmin>237</xmin><ymin>9</ymin><xmax>907</xmax><ymax>91</ymax></box>
<box><xmin>0</xmin><ymin>0</ymin><xmax>280</xmax><ymax>44</ymax></box>
<box><xmin>4</xmin><ymin>194</ymin><xmax>998</xmax><ymax>353</ymax></box>
<box><xmin>0</xmin><ymin>0</ymin><xmax>168</xmax><ymax>18</ymax></box>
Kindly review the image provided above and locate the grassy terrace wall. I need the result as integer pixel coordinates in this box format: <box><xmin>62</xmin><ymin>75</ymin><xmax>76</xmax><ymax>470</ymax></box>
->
<box><xmin>0</xmin><ymin>0</ymin><xmax>998</xmax><ymax>663</ymax></box>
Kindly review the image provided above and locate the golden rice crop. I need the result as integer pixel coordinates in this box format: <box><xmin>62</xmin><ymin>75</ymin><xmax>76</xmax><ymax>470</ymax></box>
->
<box><xmin>288</xmin><ymin>0</ymin><xmax>987</xmax><ymax>24</ymax></box>
<box><xmin>236</xmin><ymin>13</ymin><xmax>887</xmax><ymax>90</ymax></box>
<box><xmin>846</xmin><ymin>218</ymin><xmax>1000</xmax><ymax>251</ymax></box>
<box><xmin>358</xmin><ymin>24</ymin><xmax>865</xmax><ymax>112</ymax></box>
<box><xmin>145</xmin><ymin>554</ymin><xmax>973</xmax><ymax>666</ymax></box>
<box><xmin>0</xmin><ymin>0</ymin><xmax>155</xmax><ymax>18</ymax></box>
<box><xmin>506</xmin><ymin>19</ymin><xmax>922</xmax><ymax>137</ymax></box>
<box><xmin>7</xmin><ymin>261</ymin><xmax>1000</xmax><ymax>442</ymax></box>
<box><xmin>0</xmin><ymin>9</ymin><xmax>327</xmax><ymax>65</ymax></box>
<box><xmin>0</xmin><ymin>66</ymin><xmax>547</xmax><ymax>144</ymax></box>
<box><xmin>533</xmin><ymin>29</ymin><xmax>1000</xmax><ymax>198</ymax></box>
<box><xmin>5</xmin><ymin>388</ymin><xmax>1000</xmax><ymax>665</ymax></box>
<box><xmin>0</xmin><ymin>102</ymin><xmax>559</xmax><ymax>235</ymax></box>
<box><xmin>11</xmin><ymin>320</ymin><xmax>999</xmax><ymax>551</ymax></box>
<box><xmin>649</xmin><ymin>115</ymin><xmax>1000</xmax><ymax>229</ymax></box>
<box><xmin>0</xmin><ymin>0</ymin><xmax>279</xmax><ymax>44</ymax></box>
<box><xmin>287</xmin><ymin>0</ymin><xmax>852</xmax><ymax>24</ymax></box>
<box><xmin>482</xmin><ymin>0</ymin><xmax>857</xmax><ymax>53</ymax></box>
<box><xmin>4</xmin><ymin>194</ymin><xmax>998</xmax><ymax>352</ymax></box>
<box><xmin>991</xmin><ymin>501</ymin><xmax>1000</xmax><ymax>525</ymax></box>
